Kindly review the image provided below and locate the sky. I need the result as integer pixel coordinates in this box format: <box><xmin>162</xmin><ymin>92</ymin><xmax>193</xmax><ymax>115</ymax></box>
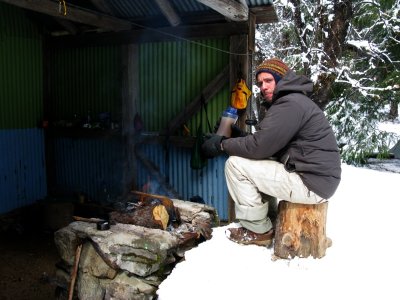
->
<box><xmin>157</xmin><ymin>121</ymin><xmax>400</xmax><ymax>300</ymax></box>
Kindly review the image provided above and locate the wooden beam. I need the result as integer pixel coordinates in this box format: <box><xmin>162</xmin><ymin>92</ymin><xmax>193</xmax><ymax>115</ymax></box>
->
<box><xmin>162</xmin><ymin>65</ymin><xmax>230</xmax><ymax>136</ymax></box>
<box><xmin>121</xmin><ymin>44</ymin><xmax>139</xmax><ymax>197</ymax></box>
<box><xmin>196</xmin><ymin>0</ymin><xmax>248</xmax><ymax>21</ymax></box>
<box><xmin>54</xmin><ymin>18</ymin><xmax>79</xmax><ymax>35</ymax></box>
<box><xmin>248</xmin><ymin>12</ymin><xmax>256</xmax><ymax>52</ymax></box>
<box><xmin>48</xmin><ymin>22</ymin><xmax>249</xmax><ymax>47</ymax></box>
<box><xmin>138</xmin><ymin>135</ymin><xmax>196</xmax><ymax>148</ymax></box>
<box><xmin>154</xmin><ymin>0</ymin><xmax>181</xmax><ymax>27</ymax></box>
<box><xmin>130</xmin><ymin>11</ymin><xmax>227</xmax><ymax>28</ymax></box>
<box><xmin>90</xmin><ymin>0</ymin><xmax>114</xmax><ymax>15</ymax></box>
<box><xmin>0</xmin><ymin>0</ymin><xmax>132</xmax><ymax>31</ymax></box>
<box><xmin>228</xmin><ymin>34</ymin><xmax>249</xmax><ymax>223</ymax></box>
<box><xmin>250</xmin><ymin>6</ymin><xmax>279</xmax><ymax>24</ymax></box>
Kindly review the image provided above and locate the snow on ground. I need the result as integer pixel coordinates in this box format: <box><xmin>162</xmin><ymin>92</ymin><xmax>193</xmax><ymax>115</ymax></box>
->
<box><xmin>157</xmin><ymin>163</ymin><xmax>400</xmax><ymax>300</ymax></box>
<box><xmin>158</xmin><ymin>114</ymin><xmax>400</xmax><ymax>300</ymax></box>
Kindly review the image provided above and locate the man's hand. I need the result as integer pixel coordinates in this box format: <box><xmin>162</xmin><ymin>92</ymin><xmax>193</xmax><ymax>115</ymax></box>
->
<box><xmin>201</xmin><ymin>134</ymin><xmax>225</xmax><ymax>158</ymax></box>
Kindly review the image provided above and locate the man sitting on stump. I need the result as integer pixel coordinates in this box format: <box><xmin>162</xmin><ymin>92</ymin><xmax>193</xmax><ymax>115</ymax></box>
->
<box><xmin>202</xmin><ymin>58</ymin><xmax>342</xmax><ymax>247</ymax></box>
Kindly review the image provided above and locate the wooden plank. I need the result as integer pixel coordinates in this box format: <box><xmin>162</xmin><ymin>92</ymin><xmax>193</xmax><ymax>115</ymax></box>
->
<box><xmin>90</xmin><ymin>0</ymin><xmax>114</xmax><ymax>15</ymax></box>
<box><xmin>228</xmin><ymin>34</ymin><xmax>248</xmax><ymax>222</ymax></box>
<box><xmin>0</xmin><ymin>0</ymin><xmax>132</xmax><ymax>31</ymax></box>
<box><xmin>121</xmin><ymin>44</ymin><xmax>139</xmax><ymax>198</ymax></box>
<box><xmin>250</xmin><ymin>6</ymin><xmax>279</xmax><ymax>24</ymax></box>
<box><xmin>154</xmin><ymin>0</ymin><xmax>181</xmax><ymax>26</ymax></box>
<box><xmin>138</xmin><ymin>135</ymin><xmax>196</xmax><ymax>148</ymax></box>
<box><xmin>48</xmin><ymin>22</ymin><xmax>249</xmax><ymax>48</ymax></box>
<box><xmin>196</xmin><ymin>0</ymin><xmax>249</xmax><ymax>21</ymax></box>
<box><xmin>54</xmin><ymin>18</ymin><xmax>78</xmax><ymax>35</ymax></box>
<box><xmin>162</xmin><ymin>65</ymin><xmax>230</xmax><ymax>136</ymax></box>
<box><xmin>43</xmin><ymin>41</ymin><xmax>56</xmax><ymax>195</ymax></box>
<box><xmin>248</xmin><ymin>12</ymin><xmax>256</xmax><ymax>52</ymax></box>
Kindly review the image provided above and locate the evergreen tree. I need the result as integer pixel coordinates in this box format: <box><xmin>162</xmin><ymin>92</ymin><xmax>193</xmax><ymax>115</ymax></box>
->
<box><xmin>255</xmin><ymin>0</ymin><xmax>400</xmax><ymax>165</ymax></box>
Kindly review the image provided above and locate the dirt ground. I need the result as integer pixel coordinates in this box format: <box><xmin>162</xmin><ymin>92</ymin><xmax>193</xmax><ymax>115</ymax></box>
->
<box><xmin>0</xmin><ymin>230</ymin><xmax>60</xmax><ymax>300</ymax></box>
<box><xmin>0</xmin><ymin>206</ymin><xmax>62</xmax><ymax>300</ymax></box>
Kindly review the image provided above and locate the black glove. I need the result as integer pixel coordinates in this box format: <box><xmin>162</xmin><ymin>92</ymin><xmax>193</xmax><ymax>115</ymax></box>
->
<box><xmin>201</xmin><ymin>134</ymin><xmax>225</xmax><ymax>158</ymax></box>
<box><xmin>231</xmin><ymin>124</ymin><xmax>248</xmax><ymax>138</ymax></box>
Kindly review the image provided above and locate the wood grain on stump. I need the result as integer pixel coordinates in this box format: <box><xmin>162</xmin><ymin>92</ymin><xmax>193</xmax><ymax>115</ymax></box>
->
<box><xmin>274</xmin><ymin>200</ymin><xmax>332</xmax><ymax>259</ymax></box>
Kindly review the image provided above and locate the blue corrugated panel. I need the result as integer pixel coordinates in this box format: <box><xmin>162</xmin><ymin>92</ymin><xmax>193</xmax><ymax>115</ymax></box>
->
<box><xmin>0</xmin><ymin>129</ymin><xmax>47</xmax><ymax>214</ymax></box>
<box><xmin>53</xmin><ymin>137</ymin><xmax>125</xmax><ymax>203</ymax></box>
<box><xmin>136</xmin><ymin>143</ymin><xmax>229</xmax><ymax>220</ymax></box>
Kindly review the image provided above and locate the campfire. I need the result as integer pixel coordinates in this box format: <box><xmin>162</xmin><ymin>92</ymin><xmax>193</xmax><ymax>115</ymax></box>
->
<box><xmin>53</xmin><ymin>191</ymin><xmax>218</xmax><ymax>300</ymax></box>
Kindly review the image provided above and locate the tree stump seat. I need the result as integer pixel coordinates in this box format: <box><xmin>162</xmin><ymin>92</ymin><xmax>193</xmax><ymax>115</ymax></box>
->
<box><xmin>273</xmin><ymin>200</ymin><xmax>332</xmax><ymax>259</ymax></box>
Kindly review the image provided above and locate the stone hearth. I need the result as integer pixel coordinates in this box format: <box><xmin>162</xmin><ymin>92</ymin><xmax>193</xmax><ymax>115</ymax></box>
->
<box><xmin>53</xmin><ymin>199</ymin><xmax>218</xmax><ymax>300</ymax></box>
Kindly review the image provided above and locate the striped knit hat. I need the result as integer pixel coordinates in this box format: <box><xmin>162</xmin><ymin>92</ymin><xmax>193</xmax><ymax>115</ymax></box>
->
<box><xmin>255</xmin><ymin>58</ymin><xmax>289</xmax><ymax>83</ymax></box>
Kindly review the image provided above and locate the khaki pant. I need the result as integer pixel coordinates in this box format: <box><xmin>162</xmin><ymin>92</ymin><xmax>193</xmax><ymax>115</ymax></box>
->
<box><xmin>225</xmin><ymin>156</ymin><xmax>325</xmax><ymax>233</ymax></box>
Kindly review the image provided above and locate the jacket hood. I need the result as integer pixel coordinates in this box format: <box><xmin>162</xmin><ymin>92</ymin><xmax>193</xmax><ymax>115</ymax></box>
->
<box><xmin>260</xmin><ymin>70</ymin><xmax>314</xmax><ymax>109</ymax></box>
<box><xmin>274</xmin><ymin>69</ymin><xmax>314</xmax><ymax>98</ymax></box>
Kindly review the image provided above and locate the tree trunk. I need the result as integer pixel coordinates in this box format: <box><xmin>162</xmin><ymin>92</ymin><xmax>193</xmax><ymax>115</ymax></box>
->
<box><xmin>274</xmin><ymin>200</ymin><xmax>332</xmax><ymax>259</ymax></box>
<box><xmin>312</xmin><ymin>0</ymin><xmax>353</xmax><ymax>110</ymax></box>
<box><xmin>389</xmin><ymin>99</ymin><xmax>399</xmax><ymax>120</ymax></box>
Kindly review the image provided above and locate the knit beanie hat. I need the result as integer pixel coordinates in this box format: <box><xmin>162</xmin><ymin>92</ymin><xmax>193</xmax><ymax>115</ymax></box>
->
<box><xmin>255</xmin><ymin>58</ymin><xmax>289</xmax><ymax>83</ymax></box>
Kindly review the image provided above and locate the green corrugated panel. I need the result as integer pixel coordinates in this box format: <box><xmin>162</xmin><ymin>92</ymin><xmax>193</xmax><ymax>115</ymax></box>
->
<box><xmin>0</xmin><ymin>2</ymin><xmax>43</xmax><ymax>129</ymax></box>
<box><xmin>139</xmin><ymin>39</ymin><xmax>230</xmax><ymax>134</ymax></box>
<box><xmin>49</xmin><ymin>46</ymin><xmax>122</xmax><ymax>122</ymax></box>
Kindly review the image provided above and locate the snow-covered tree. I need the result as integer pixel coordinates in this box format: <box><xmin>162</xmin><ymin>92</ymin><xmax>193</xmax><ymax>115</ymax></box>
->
<box><xmin>255</xmin><ymin>0</ymin><xmax>400</xmax><ymax>164</ymax></box>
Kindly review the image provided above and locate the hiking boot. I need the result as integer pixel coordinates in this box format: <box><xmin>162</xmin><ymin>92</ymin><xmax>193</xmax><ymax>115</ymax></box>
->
<box><xmin>225</xmin><ymin>227</ymin><xmax>274</xmax><ymax>247</ymax></box>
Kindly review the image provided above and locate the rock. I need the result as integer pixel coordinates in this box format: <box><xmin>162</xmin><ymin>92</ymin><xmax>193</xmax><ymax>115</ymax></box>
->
<box><xmin>53</xmin><ymin>198</ymin><xmax>218</xmax><ymax>299</ymax></box>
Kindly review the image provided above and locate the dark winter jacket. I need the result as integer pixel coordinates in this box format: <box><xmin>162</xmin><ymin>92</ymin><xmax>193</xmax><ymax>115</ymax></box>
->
<box><xmin>222</xmin><ymin>70</ymin><xmax>341</xmax><ymax>199</ymax></box>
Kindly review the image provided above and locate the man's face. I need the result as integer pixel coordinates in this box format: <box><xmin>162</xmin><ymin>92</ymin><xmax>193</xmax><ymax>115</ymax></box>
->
<box><xmin>256</xmin><ymin>72</ymin><xmax>276</xmax><ymax>103</ymax></box>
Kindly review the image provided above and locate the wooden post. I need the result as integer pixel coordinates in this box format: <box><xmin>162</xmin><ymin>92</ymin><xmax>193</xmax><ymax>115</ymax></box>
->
<box><xmin>68</xmin><ymin>244</ymin><xmax>82</xmax><ymax>300</ymax></box>
<box><xmin>229</xmin><ymin>34</ymin><xmax>248</xmax><ymax>223</ymax></box>
<box><xmin>121</xmin><ymin>44</ymin><xmax>138</xmax><ymax>197</ymax></box>
<box><xmin>274</xmin><ymin>200</ymin><xmax>332</xmax><ymax>259</ymax></box>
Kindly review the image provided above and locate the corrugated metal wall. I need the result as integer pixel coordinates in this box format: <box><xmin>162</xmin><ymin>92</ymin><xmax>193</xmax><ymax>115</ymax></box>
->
<box><xmin>137</xmin><ymin>39</ymin><xmax>231</xmax><ymax>219</ymax></box>
<box><xmin>0</xmin><ymin>3</ymin><xmax>47</xmax><ymax>214</ymax></box>
<box><xmin>47</xmin><ymin>45</ymin><xmax>124</xmax><ymax>202</ymax></box>
<box><xmin>47</xmin><ymin>38</ymin><xmax>232</xmax><ymax>219</ymax></box>
<box><xmin>136</xmin><ymin>144</ymin><xmax>229</xmax><ymax>220</ymax></box>
<box><xmin>0</xmin><ymin>1</ymin><xmax>233</xmax><ymax>218</ymax></box>
<box><xmin>0</xmin><ymin>129</ymin><xmax>46</xmax><ymax>213</ymax></box>
<box><xmin>139</xmin><ymin>39</ymin><xmax>230</xmax><ymax>133</ymax></box>
<box><xmin>48</xmin><ymin>46</ymin><xmax>122</xmax><ymax>121</ymax></box>
<box><xmin>52</xmin><ymin>137</ymin><xmax>124</xmax><ymax>203</ymax></box>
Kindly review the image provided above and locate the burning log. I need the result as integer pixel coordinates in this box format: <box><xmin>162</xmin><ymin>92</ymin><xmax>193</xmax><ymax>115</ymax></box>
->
<box><xmin>109</xmin><ymin>191</ymin><xmax>181</xmax><ymax>230</ymax></box>
<box><xmin>110</xmin><ymin>204</ymin><xmax>169</xmax><ymax>230</ymax></box>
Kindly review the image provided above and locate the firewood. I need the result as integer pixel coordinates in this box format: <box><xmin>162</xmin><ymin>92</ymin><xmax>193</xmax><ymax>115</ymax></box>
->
<box><xmin>109</xmin><ymin>204</ymin><xmax>170</xmax><ymax>230</ymax></box>
<box><xmin>133</xmin><ymin>191</ymin><xmax>181</xmax><ymax>224</ymax></box>
<box><xmin>152</xmin><ymin>205</ymin><xmax>169</xmax><ymax>230</ymax></box>
<box><xmin>68</xmin><ymin>244</ymin><xmax>82</xmax><ymax>300</ymax></box>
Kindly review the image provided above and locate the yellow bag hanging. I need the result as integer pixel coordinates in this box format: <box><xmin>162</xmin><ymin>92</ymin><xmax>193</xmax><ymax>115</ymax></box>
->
<box><xmin>231</xmin><ymin>79</ymin><xmax>251</xmax><ymax>109</ymax></box>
